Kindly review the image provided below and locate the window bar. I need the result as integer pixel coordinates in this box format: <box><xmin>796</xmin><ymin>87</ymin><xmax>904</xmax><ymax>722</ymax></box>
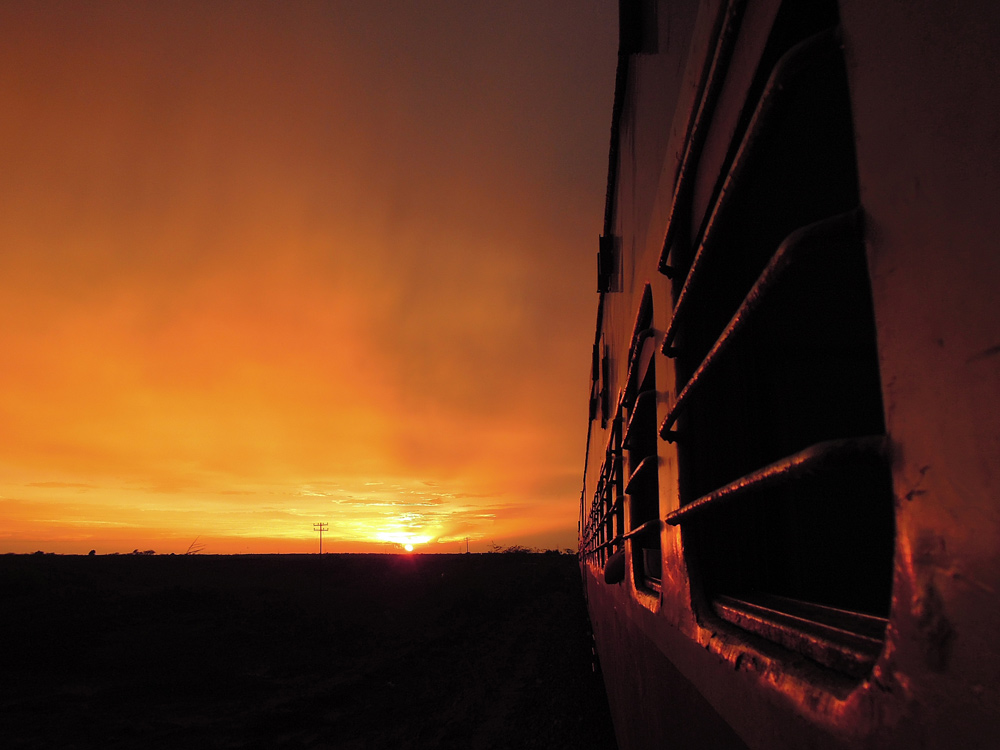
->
<box><xmin>620</xmin><ymin>328</ymin><xmax>656</xmax><ymax>407</ymax></box>
<box><xmin>623</xmin><ymin>519</ymin><xmax>662</xmax><ymax>541</ymax></box>
<box><xmin>592</xmin><ymin>534</ymin><xmax>627</xmax><ymax>554</ymax></box>
<box><xmin>584</xmin><ymin>464</ymin><xmax>621</xmax><ymax>543</ymax></box>
<box><xmin>601</xmin><ymin>488</ymin><xmax>619</xmax><ymax>526</ymax></box>
<box><xmin>713</xmin><ymin>594</ymin><xmax>887</xmax><ymax>677</ymax></box>
<box><xmin>588</xmin><ymin>494</ymin><xmax>601</xmax><ymax>539</ymax></box>
<box><xmin>658</xmin><ymin>0</ymin><xmax>747</xmax><ymax>278</ymax></box>
<box><xmin>590</xmin><ymin>482</ymin><xmax>609</xmax><ymax>536</ymax></box>
<box><xmin>583</xmin><ymin>467</ymin><xmax>624</xmax><ymax>548</ymax></box>
<box><xmin>662</xmin><ymin>28</ymin><xmax>841</xmax><ymax>358</ymax></box>
<box><xmin>624</xmin><ymin>329</ymin><xmax>656</xmax><ymax>403</ymax></box>
<box><xmin>624</xmin><ymin>389</ymin><xmax>657</xmax><ymax>449</ymax></box>
<box><xmin>659</xmin><ymin>210</ymin><xmax>859</xmax><ymax>441</ymax></box>
<box><xmin>731</xmin><ymin>593</ymin><xmax>889</xmax><ymax>640</ymax></box>
<box><xmin>628</xmin><ymin>285</ymin><xmax>654</xmax><ymax>359</ymax></box>
<box><xmin>664</xmin><ymin>435</ymin><xmax>887</xmax><ymax>526</ymax></box>
<box><xmin>588</xmin><ymin>536</ymin><xmax>623</xmax><ymax>554</ymax></box>
<box><xmin>625</xmin><ymin>455</ymin><xmax>658</xmax><ymax>496</ymax></box>
<box><xmin>603</xmin><ymin>414</ymin><xmax>623</xmax><ymax>459</ymax></box>
<box><xmin>601</xmin><ymin>347</ymin><xmax>610</xmax><ymax>426</ymax></box>
<box><xmin>584</xmin><ymin>411</ymin><xmax>623</xmax><ymax>555</ymax></box>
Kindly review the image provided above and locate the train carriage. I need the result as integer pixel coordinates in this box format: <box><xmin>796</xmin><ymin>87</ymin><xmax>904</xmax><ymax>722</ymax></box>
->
<box><xmin>579</xmin><ymin>2</ymin><xmax>1000</xmax><ymax>748</ymax></box>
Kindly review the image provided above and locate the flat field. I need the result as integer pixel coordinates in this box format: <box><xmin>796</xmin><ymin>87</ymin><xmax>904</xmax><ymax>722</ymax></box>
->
<box><xmin>0</xmin><ymin>553</ymin><xmax>617</xmax><ymax>749</ymax></box>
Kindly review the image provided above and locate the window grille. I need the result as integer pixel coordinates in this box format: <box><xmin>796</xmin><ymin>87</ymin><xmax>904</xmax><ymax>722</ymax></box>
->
<box><xmin>623</xmin><ymin>285</ymin><xmax>661</xmax><ymax>592</ymax></box>
<box><xmin>657</xmin><ymin>0</ymin><xmax>894</xmax><ymax>677</ymax></box>
<box><xmin>581</xmin><ymin>414</ymin><xmax>623</xmax><ymax>570</ymax></box>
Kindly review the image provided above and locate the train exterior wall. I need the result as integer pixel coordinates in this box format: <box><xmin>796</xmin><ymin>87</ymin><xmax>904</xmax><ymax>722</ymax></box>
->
<box><xmin>580</xmin><ymin>2</ymin><xmax>1000</xmax><ymax>748</ymax></box>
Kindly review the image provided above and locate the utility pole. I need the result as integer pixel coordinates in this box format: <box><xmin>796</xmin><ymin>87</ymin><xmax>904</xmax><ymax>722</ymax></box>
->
<box><xmin>465</xmin><ymin>536</ymin><xmax>470</xmax><ymax>554</ymax></box>
<box><xmin>313</xmin><ymin>522</ymin><xmax>329</xmax><ymax>554</ymax></box>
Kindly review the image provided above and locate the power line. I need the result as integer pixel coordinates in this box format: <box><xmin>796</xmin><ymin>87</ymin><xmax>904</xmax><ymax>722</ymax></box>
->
<box><xmin>313</xmin><ymin>522</ymin><xmax>329</xmax><ymax>554</ymax></box>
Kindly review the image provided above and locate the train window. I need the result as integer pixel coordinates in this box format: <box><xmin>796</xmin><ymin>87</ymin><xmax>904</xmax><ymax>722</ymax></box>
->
<box><xmin>623</xmin><ymin>286</ymin><xmax>661</xmax><ymax>593</ymax></box>
<box><xmin>626</xmin><ymin>356</ymin><xmax>659</xmax><ymax>592</ymax></box>
<box><xmin>581</xmin><ymin>412</ymin><xmax>624</xmax><ymax>573</ymax></box>
<box><xmin>659</xmin><ymin>0</ymin><xmax>894</xmax><ymax>678</ymax></box>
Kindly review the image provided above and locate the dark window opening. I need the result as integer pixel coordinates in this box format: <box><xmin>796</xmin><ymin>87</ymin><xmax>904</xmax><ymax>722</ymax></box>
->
<box><xmin>692</xmin><ymin>0</ymin><xmax>842</xmax><ymax>250</ymax></box>
<box><xmin>662</xmin><ymin>0</ymin><xmax>894</xmax><ymax>678</ymax></box>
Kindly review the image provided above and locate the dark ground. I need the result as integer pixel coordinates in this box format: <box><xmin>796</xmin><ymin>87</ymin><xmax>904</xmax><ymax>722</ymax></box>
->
<box><xmin>0</xmin><ymin>552</ymin><xmax>617</xmax><ymax>750</ymax></box>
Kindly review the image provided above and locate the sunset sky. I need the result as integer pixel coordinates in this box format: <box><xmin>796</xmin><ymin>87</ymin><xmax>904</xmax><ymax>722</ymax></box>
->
<box><xmin>0</xmin><ymin>1</ymin><xmax>618</xmax><ymax>553</ymax></box>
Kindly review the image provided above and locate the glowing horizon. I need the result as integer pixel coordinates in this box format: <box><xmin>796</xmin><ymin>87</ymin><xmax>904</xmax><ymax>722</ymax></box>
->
<box><xmin>0</xmin><ymin>1</ymin><xmax>617</xmax><ymax>555</ymax></box>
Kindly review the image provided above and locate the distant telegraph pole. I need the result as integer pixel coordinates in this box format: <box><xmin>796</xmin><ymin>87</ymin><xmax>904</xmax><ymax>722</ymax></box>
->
<box><xmin>313</xmin><ymin>522</ymin><xmax>329</xmax><ymax>554</ymax></box>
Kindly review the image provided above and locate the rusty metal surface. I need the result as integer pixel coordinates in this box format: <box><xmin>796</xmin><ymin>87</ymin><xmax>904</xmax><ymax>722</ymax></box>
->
<box><xmin>582</xmin><ymin>1</ymin><xmax>1000</xmax><ymax>748</ymax></box>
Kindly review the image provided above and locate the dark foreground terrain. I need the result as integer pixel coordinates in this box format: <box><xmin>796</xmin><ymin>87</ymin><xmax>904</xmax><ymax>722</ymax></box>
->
<box><xmin>0</xmin><ymin>553</ymin><xmax>617</xmax><ymax>750</ymax></box>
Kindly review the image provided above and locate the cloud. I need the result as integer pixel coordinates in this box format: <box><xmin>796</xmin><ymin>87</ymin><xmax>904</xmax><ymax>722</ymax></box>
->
<box><xmin>0</xmin><ymin>0</ymin><xmax>616</xmax><ymax>553</ymax></box>
<box><xmin>25</xmin><ymin>482</ymin><xmax>96</xmax><ymax>489</ymax></box>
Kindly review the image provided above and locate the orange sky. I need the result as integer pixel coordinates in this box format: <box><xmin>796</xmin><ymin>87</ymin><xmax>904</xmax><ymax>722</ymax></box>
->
<box><xmin>0</xmin><ymin>1</ymin><xmax>617</xmax><ymax>554</ymax></box>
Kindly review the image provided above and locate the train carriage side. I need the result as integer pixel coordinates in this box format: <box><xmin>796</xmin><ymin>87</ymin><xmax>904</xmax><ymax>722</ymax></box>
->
<box><xmin>579</xmin><ymin>2</ymin><xmax>1000</xmax><ymax>749</ymax></box>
